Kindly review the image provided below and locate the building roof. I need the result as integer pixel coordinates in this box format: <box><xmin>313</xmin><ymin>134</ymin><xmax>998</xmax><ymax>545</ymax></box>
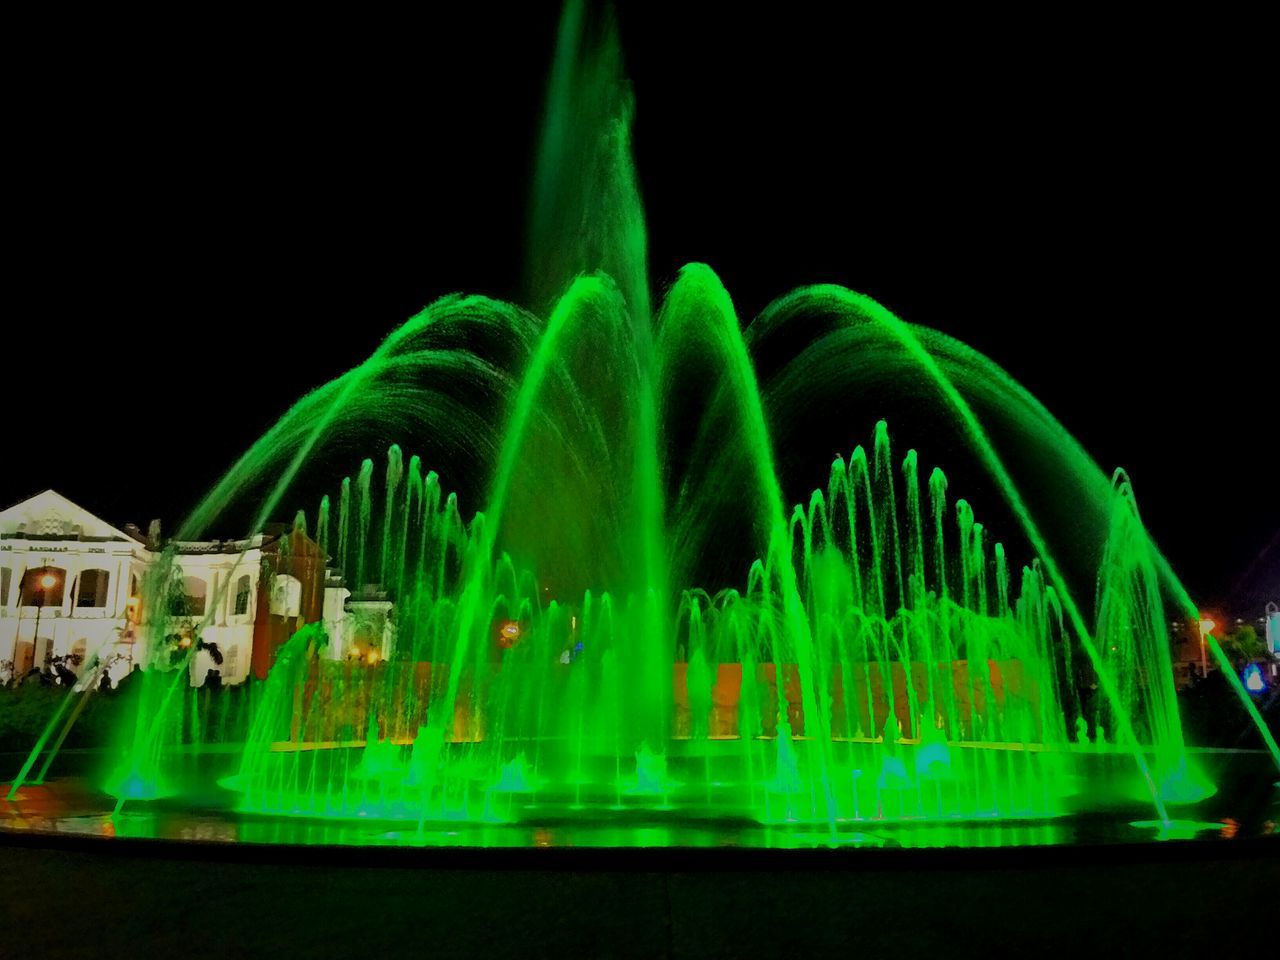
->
<box><xmin>0</xmin><ymin>491</ymin><xmax>332</xmax><ymax>570</ymax></box>
<box><xmin>0</xmin><ymin>489</ymin><xmax>144</xmax><ymax>544</ymax></box>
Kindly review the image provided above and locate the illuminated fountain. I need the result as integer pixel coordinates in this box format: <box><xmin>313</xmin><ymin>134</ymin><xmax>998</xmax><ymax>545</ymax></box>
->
<box><xmin>6</xmin><ymin>0</ymin><xmax>1276</xmax><ymax>846</ymax></box>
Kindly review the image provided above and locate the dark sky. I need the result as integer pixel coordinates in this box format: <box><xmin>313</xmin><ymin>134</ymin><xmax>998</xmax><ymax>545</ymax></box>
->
<box><xmin>6</xmin><ymin>3</ymin><xmax>1275</xmax><ymax>612</ymax></box>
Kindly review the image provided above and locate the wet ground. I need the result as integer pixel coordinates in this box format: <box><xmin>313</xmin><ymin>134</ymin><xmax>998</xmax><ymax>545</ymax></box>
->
<box><xmin>2</xmin><ymin>750</ymin><xmax>1277</xmax><ymax>957</ymax></box>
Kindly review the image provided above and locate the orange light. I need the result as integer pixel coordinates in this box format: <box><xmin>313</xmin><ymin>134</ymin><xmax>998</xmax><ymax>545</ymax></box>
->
<box><xmin>179</xmin><ymin>636</ymin><xmax>193</xmax><ymax>648</ymax></box>
<box><xmin>39</xmin><ymin>573</ymin><xmax>58</xmax><ymax>590</ymax></box>
<box><xmin>498</xmin><ymin>619</ymin><xmax>522</xmax><ymax>649</ymax></box>
<box><xmin>1199</xmin><ymin>618</ymin><xmax>1216</xmax><ymax>636</ymax></box>
<box><xmin>366</xmin><ymin>651</ymin><xmax>379</xmax><ymax>665</ymax></box>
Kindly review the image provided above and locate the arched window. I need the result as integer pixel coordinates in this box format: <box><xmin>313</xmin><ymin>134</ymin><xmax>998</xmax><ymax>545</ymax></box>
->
<box><xmin>34</xmin><ymin>635</ymin><xmax>52</xmax><ymax>671</ymax></box>
<box><xmin>233</xmin><ymin>575</ymin><xmax>252</xmax><ymax>616</ymax></box>
<box><xmin>127</xmin><ymin>573</ymin><xmax>142</xmax><ymax>622</ymax></box>
<box><xmin>12</xmin><ymin>640</ymin><xmax>34</xmax><ymax>676</ymax></box>
<box><xmin>170</xmin><ymin>576</ymin><xmax>208</xmax><ymax>617</ymax></box>
<box><xmin>19</xmin><ymin>566</ymin><xmax>66</xmax><ymax>606</ymax></box>
<box><xmin>76</xmin><ymin>569</ymin><xmax>110</xmax><ymax>608</ymax></box>
<box><xmin>349</xmin><ymin>622</ymin><xmax>378</xmax><ymax>660</ymax></box>
<box><xmin>270</xmin><ymin>574</ymin><xmax>302</xmax><ymax>618</ymax></box>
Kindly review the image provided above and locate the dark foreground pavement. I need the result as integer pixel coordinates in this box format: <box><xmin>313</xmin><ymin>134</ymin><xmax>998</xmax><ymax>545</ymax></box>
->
<box><xmin>1</xmin><ymin>834</ymin><xmax>1276</xmax><ymax>958</ymax></box>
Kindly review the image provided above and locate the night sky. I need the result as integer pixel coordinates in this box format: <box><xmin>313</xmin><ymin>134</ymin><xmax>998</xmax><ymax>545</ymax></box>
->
<box><xmin>7</xmin><ymin>4</ymin><xmax>1275</xmax><ymax>611</ymax></box>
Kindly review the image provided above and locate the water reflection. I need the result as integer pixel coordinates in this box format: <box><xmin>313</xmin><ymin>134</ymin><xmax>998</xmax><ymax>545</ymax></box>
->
<box><xmin>1</xmin><ymin>778</ymin><xmax>1276</xmax><ymax>850</ymax></box>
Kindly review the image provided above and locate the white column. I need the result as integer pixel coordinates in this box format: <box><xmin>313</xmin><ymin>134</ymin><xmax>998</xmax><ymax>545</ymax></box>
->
<box><xmin>111</xmin><ymin>555</ymin><xmax>128</xmax><ymax>617</ymax></box>
<box><xmin>60</xmin><ymin>553</ymin><xmax>77</xmax><ymax>618</ymax></box>
<box><xmin>6</xmin><ymin>551</ymin><xmax>28</xmax><ymax>673</ymax></box>
<box><xmin>214</xmin><ymin>567</ymin><xmax>224</xmax><ymax>624</ymax></box>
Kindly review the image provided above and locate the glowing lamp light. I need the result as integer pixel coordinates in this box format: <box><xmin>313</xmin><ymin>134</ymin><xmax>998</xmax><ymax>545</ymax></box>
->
<box><xmin>1242</xmin><ymin>663</ymin><xmax>1266</xmax><ymax>695</ymax></box>
<box><xmin>499</xmin><ymin>620</ymin><xmax>522</xmax><ymax>648</ymax></box>
<box><xmin>366</xmin><ymin>651</ymin><xmax>379</xmax><ymax>665</ymax></box>
<box><xmin>1199</xmin><ymin>618</ymin><xmax>1216</xmax><ymax>636</ymax></box>
<box><xmin>39</xmin><ymin>573</ymin><xmax>58</xmax><ymax>590</ymax></box>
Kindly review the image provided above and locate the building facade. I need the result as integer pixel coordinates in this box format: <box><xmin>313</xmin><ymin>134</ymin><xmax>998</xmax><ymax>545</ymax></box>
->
<box><xmin>0</xmin><ymin>490</ymin><xmax>368</xmax><ymax>687</ymax></box>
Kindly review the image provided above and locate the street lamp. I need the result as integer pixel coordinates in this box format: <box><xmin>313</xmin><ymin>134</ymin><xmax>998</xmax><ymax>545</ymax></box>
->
<box><xmin>32</xmin><ymin>571</ymin><xmax>61</xmax><ymax>674</ymax></box>
<box><xmin>1198</xmin><ymin>616</ymin><xmax>1216</xmax><ymax>679</ymax></box>
<box><xmin>12</xmin><ymin>568</ymin><xmax>62</xmax><ymax>678</ymax></box>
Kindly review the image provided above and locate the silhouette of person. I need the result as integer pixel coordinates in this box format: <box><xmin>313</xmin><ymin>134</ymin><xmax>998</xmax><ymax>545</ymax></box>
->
<box><xmin>53</xmin><ymin>659</ymin><xmax>78</xmax><ymax>687</ymax></box>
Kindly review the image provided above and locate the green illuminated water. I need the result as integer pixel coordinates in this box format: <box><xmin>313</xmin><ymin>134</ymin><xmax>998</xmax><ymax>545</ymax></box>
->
<box><xmin>17</xmin><ymin>0</ymin><xmax>1273</xmax><ymax>843</ymax></box>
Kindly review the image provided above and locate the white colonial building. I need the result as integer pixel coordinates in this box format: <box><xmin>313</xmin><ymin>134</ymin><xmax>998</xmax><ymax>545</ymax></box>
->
<box><xmin>0</xmin><ymin>490</ymin><xmax>384</xmax><ymax>687</ymax></box>
<box><xmin>0</xmin><ymin>491</ymin><xmax>150</xmax><ymax>686</ymax></box>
